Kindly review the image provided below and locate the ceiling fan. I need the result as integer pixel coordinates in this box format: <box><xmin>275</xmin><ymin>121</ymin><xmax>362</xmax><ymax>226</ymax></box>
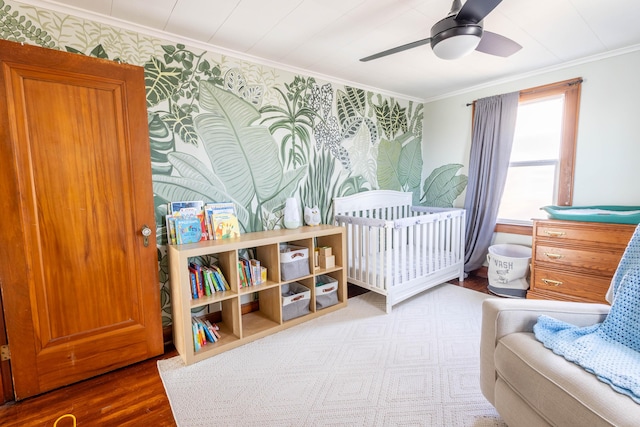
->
<box><xmin>360</xmin><ymin>0</ymin><xmax>521</xmax><ymax>62</ymax></box>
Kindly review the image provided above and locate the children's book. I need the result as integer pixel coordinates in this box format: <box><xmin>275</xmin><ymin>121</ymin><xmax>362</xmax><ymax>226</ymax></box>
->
<box><xmin>211</xmin><ymin>212</ymin><xmax>241</xmax><ymax>240</ymax></box>
<box><xmin>167</xmin><ymin>201</ymin><xmax>208</xmax><ymax>243</ymax></box>
<box><xmin>194</xmin><ymin>317</ymin><xmax>217</xmax><ymax>343</ymax></box>
<box><xmin>170</xmin><ymin>200</ymin><xmax>204</xmax><ymax>214</ymax></box>
<box><xmin>189</xmin><ymin>271</ymin><xmax>198</xmax><ymax>299</ymax></box>
<box><xmin>205</xmin><ymin>202</ymin><xmax>240</xmax><ymax>240</ymax></box>
<box><xmin>204</xmin><ymin>319</ymin><xmax>221</xmax><ymax>340</ymax></box>
<box><xmin>188</xmin><ymin>263</ymin><xmax>204</xmax><ymax>298</ymax></box>
<box><xmin>206</xmin><ymin>266</ymin><xmax>223</xmax><ymax>292</ymax></box>
<box><xmin>212</xmin><ymin>266</ymin><xmax>230</xmax><ymax>291</ymax></box>
<box><xmin>250</xmin><ymin>259</ymin><xmax>261</xmax><ymax>285</ymax></box>
<box><xmin>177</xmin><ymin>216</ymin><xmax>203</xmax><ymax>244</ymax></box>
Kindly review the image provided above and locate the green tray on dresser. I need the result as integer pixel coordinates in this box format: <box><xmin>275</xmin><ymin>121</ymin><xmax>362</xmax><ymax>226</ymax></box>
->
<box><xmin>541</xmin><ymin>205</ymin><xmax>640</xmax><ymax>225</ymax></box>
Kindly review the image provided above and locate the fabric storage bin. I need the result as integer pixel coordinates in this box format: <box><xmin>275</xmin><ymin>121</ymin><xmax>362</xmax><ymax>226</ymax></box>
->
<box><xmin>315</xmin><ymin>274</ymin><xmax>338</xmax><ymax>309</ymax></box>
<box><xmin>281</xmin><ymin>282</ymin><xmax>311</xmax><ymax>321</ymax></box>
<box><xmin>280</xmin><ymin>244</ymin><xmax>310</xmax><ymax>281</ymax></box>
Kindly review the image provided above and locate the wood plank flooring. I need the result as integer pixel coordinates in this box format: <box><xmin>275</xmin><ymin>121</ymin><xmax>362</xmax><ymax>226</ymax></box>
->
<box><xmin>0</xmin><ymin>278</ymin><xmax>489</xmax><ymax>426</ymax></box>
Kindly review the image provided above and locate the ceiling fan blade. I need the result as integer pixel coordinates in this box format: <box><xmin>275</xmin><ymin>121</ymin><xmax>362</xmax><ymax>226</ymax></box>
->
<box><xmin>456</xmin><ymin>0</ymin><xmax>502</xmax><ymax>23</ymax></box>
<box><xmin>475</xmin><ymin>31</ymin><xmax>522</xmax><ymax>57</ymax></box>
<box><xmin>360</xmin><ymin>37</ymin><xmax>431</xmax><ymax>62</ymax></box>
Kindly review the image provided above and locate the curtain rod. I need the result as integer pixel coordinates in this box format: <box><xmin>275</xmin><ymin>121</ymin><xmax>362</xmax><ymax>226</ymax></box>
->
<box><xmin>465</xmin><ymin>78</ymin><xmax>584</xmax><ymax>107</ymax></box>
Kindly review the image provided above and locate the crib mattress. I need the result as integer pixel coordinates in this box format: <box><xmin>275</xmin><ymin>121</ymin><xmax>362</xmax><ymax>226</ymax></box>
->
<box><xmin>348</xmin><ymin>248</ymin><xmax>458</xmax><ymax>289</ymax></box>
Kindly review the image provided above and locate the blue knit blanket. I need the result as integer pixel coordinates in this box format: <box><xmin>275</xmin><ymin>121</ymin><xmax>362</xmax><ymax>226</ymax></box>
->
<box><xmin>534</xmin><ymin>224</ymin><xmax>640</xmax><ymax>403</ymax></box>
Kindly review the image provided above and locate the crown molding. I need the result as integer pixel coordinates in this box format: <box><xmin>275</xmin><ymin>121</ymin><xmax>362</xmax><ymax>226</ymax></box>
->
<box><xmin>424</xmin><ymin>44</ymin><xmax>640</xmax><ymax>103</ymax></box>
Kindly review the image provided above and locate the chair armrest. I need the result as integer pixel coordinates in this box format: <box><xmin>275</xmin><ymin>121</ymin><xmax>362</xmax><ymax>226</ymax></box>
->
<box><xmin>479</xmin><ymin>298</ymin><xmax>610</xmax><ymax>405</ymax></box>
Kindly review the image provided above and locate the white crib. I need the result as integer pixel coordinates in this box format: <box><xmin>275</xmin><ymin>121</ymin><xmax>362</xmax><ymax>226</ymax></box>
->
<box><xmin>334</xmin><ymin>190</ymin><xmax>466</xmax><ymax>313</ymax></box>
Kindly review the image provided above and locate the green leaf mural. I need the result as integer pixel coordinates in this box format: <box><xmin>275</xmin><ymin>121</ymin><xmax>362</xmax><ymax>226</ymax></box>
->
<box><xmin>196</xmin><ymin>81</ymin><xmax>283</xmax><ymax>205</ymax></box>
<box><xmin>301</xmin><ymin>148</ymin><xmax>343</xmax><ymax>225</ymax></box>
<box><xmin>373</xmin><ymin>99</ymin><xmax>408</xmax><ymax>140</ymax></box>
<box><xmin>195</xmin><ymin>80</ymin><xmax>305</xmax><ymax>230</ymax></box>
<box><xmin>145</xmin><ymin>56</ymin><xmax>182</xmax><ymax>107</ymax></box>
<box><xmin>345</xmin><ymin>121</ymin><xmax>378</xmax><ymax>188</ymax></box>
<box><xmin>377</xmin><ymin>137</ymin><xmax>423</xmax><ymax>196</ymax></box>
<box><xmin>336</xmin><ymin>88</ymin><xmax>362</xmax><ymax>123</ymax></box>
<box><xmin>0</xmin><ymin>0</ymin><xmax>433</xmax><ymax>326</ymax></box>
<box><xmin>148</xmin><ymin>112</ymin><xmax>175</xmax><ymax>175</ymax></box>
<box><xmin>377</xmin><ymin>139</ymin><xmax>402</xmax><ymax>191</ymax></box>
<box><xmin>163</xmin><ymin>104</ymin><xmax>199</xmax><ymax>146</ymax></box>
<box><xmin>421</xmin><ymin>163</ymin><xmax>468</xmax><ymax>207</ymax></box>
<box><xmin>398</xmin><ymin>137</ymin><xmax>423</xmax><ymax>198</ymax></box>
<box><xmin>260</xmin><ymin>79</ymin><xmax>316</xmax><ymax>169</ymax></box>
<box><xmin>0</xmin><ymin>0</ymin><xmax>55</xmax><ymax>48</ymax></box>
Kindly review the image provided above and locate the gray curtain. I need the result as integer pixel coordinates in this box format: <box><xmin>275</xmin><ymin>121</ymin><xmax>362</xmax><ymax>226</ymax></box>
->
<box><xmin>463</xmin><ymin>92</ymin><xmax>519</xmax><ymax>272</ymax></box>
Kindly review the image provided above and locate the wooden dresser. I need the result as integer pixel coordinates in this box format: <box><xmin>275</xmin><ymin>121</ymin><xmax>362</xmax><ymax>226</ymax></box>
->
<box><xmin>528</xmin><ymin>219</ymin><xmax>636</xmax><ymax>303</ymax></box>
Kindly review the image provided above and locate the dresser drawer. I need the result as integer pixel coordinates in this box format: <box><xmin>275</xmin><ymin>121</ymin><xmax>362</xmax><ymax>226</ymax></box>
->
<box><xmin>536</xmin><ymin>222</ymin><xmax>634</xmax><ymax>246</ymax></box>
<box><xmin>531</xmin><ymin>268</ymin><xmax>610</xmax><ymax>303</ymax></box>
<box><xmin>534</xmin><ymin>244</ymin><xmax>623</xmax><ymax>275</ymax></box>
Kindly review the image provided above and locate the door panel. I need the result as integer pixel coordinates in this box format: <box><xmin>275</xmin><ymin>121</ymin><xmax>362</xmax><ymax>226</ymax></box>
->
<box><xmin>0</xmin><ymin>40</ymin><xmax>162</xmax><ymax>399</ymax></box>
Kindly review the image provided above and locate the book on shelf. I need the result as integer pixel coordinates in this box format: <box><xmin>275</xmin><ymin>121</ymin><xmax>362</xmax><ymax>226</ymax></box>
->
<box><xmin>176</xmin><ymin>216</ymin><xmax>203</xmax><ymax>244</ymax></box>
<box><xmin>204</xmin><ymin>319</ymin><xmax>221</xmax><ymax>340</ymax></box>
<box><xmin>189</xmin><ymin>271</ymin><xmax>198</xmax><ymax>299</ymax></box>
<box><xmin>201</xmin><ymin>267</ymin><xmax>215</xmax><ymax>294</ymax></box>
<box><xmin>203</xmin><ymin>266</ymin><xmax>222</xmax><ymax>292</ymax></box>
<box><xmin>166</xmin><ymin>200</ymin><xmax>207</xmax><ymax>244</ymax></box>
<box><xmin>192</xmin><ymin>316</ymin><xmax>221</xmax><ymax>350</ymax></box>
<box><xmin>237</xmin><ymin>260</ymin><xmax>249</xmax><ymax>288</ymax></box>
<box><xmin>210</xmin><ymin>212</ymin><xmax>240</xmax><ymax>240</ymax></box>
<box><xmin>201</xmin><ymin>267</ymin><xmax>213</xmax><ymax>296</ymax></box>
<box><xmin>212</xmin><ymin>265</ymin><xmax>230</xmax><ymax>291</ymax></box>
<box><xmin>236</xmin><ymin>257</ymin><xmax>265</xmax><ymax>287</ymax></box>
<box><xmin>167</xmin><ymin>200</ymin><xmax>241</xmax><ymax>243</ymax></box>
<box><xmin>189</xmin><ymin>264</ymin><xmax>230</xmax><ymax>299</ymax></box>
<box><xmin>189</xmin><ymin>262</ymin><xmax>206</xmax><ymax>298</ymax></box>
<box><xmin>192</xmin><ymin>320</ymin><xmax>203</xmax><ymax>351</ymax></box>
<box><xmin>250</xmin><ymin>259</ymin><xmax>262</xmax><ymax>285</ymax></box>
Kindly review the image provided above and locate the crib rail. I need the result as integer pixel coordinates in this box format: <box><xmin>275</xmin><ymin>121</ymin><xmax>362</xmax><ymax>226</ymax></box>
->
<box><xmin>334</xmin><ymin>206</ymin><xmax>465</xmax><ymax>295</ymax></box>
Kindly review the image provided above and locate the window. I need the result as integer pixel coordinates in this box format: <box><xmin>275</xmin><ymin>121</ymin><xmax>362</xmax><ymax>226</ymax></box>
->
<box><xmin>496</xmin><ymin>78</ymin><xmax>582</xmax><ymax>230</ymax></box>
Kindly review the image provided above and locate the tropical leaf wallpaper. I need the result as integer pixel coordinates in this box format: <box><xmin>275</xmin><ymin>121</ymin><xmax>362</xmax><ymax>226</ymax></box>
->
<box><xmin>0</xmin><ymin>0</ymin><xmax>467</xmax><ymax>326</ymax></box>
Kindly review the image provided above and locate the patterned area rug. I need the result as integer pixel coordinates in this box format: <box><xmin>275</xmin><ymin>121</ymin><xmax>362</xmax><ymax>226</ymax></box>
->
<box><xmin>157</xmin><ymin>284</ymin><xmax>506</xmax><ymax>426</ymax></box>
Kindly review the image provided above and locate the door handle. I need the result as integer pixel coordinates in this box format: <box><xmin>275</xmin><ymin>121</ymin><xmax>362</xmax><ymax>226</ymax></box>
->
<box><xmin>141</xmin><ymin>225</ymin><xmax>152</xmax><ymax>247</ymax></box>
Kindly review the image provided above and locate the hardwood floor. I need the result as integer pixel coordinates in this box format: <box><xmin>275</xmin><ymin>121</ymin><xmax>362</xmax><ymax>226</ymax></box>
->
<box><xmin>0</xmin><ymin>278</ymin><xmax>489</xmax><ymax>426</ymax></box>
<box><xmin>0</xmin><ymin>347</ymin><xmax>178</xmax><ymax>427</ymax></box>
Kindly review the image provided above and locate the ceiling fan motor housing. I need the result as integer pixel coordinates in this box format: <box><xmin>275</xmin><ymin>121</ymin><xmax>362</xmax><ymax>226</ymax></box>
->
<box><xmin>430</xmin><ymin>15</ymin><xmax>483</xmax><ymax>59</ymax></box>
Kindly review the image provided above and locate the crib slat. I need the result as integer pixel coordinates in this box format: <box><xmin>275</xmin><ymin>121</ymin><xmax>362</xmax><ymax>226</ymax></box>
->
<box><xmin>334</xmin><ymin>198</ymin><xmax>466</xmax><ymax>312</ymax></box>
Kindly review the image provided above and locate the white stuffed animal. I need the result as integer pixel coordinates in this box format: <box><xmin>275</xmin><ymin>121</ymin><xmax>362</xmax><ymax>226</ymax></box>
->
<box><xmin>304</xmin><ymin>206</ymin><xmax>321</xmax><ymax>226</ymax></box>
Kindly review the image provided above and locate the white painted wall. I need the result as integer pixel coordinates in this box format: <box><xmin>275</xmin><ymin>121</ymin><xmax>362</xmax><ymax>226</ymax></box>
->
<box><xmin>423</xmin><ymin>49</ymin><xmax>640</xmax><ymax>209</ymax></box>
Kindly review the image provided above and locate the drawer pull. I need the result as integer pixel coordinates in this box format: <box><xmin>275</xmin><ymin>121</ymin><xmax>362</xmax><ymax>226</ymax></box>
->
<box><xmin>544</xmin><ymin>230</ymin><xmax>566</xmax><ymax>237</ymax></box>
<box><xmin>543</xmin><ymin>252</ymin><xmax>563</xmax><ymax>260</ymax></box>
<box><xmin>541</xmin><ymin>278</ymin><xmax>563</xmax><ymax>287</ymax></box>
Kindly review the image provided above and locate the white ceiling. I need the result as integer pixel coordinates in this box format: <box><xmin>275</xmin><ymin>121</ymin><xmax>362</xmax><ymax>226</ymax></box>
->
<box><xmin>30</xmin><ymin>0</ymin><xmax>640</xmax><ymax>101</ymax></box>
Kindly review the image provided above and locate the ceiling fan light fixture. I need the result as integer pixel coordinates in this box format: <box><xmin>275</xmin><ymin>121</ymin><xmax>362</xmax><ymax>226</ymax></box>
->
<box><xmin>430</xmin><ymin>21</ymin><xmax>483</xmax><ymax>60</ymax></box>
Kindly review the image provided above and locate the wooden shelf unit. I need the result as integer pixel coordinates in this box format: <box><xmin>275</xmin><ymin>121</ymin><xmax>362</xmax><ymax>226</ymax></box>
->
<box><xmin>528</xmin><ymin>219</ymin><xmax>635</xmax><ymax>303</ymax></box>
<box><xmin>168</xmin><ymin>225</ymin><xmax>347</xmax><ymax>365</ymax></box>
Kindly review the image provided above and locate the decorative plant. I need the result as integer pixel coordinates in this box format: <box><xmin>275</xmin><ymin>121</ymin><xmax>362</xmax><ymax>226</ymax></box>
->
<box><xmin>421</xmin><ymin>163</ymin><xmax>468</xmax><ymax>207</ymax></box>
<box><xmin>260</xmin><ymin>76</ymin><xmax>317</xmax><ymax>169</ymax></box>
<box><xmin>0</xmin><ymin>0</ymin><xmax>55</xmax><ymax>48</ymax></box>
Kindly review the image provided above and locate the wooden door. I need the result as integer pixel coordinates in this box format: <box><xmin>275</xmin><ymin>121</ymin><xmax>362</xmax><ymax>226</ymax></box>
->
<box><xmin>0</xmin><ymin>40</ymin><xmax>162</xmax><ymax>399</ymax></box>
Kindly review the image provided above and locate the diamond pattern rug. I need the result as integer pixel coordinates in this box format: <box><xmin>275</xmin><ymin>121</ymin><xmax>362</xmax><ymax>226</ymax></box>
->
<box><xmin>157</xmin><ymin>284</ymin><xmax>505</xmax><ymax>426</ymax></box>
